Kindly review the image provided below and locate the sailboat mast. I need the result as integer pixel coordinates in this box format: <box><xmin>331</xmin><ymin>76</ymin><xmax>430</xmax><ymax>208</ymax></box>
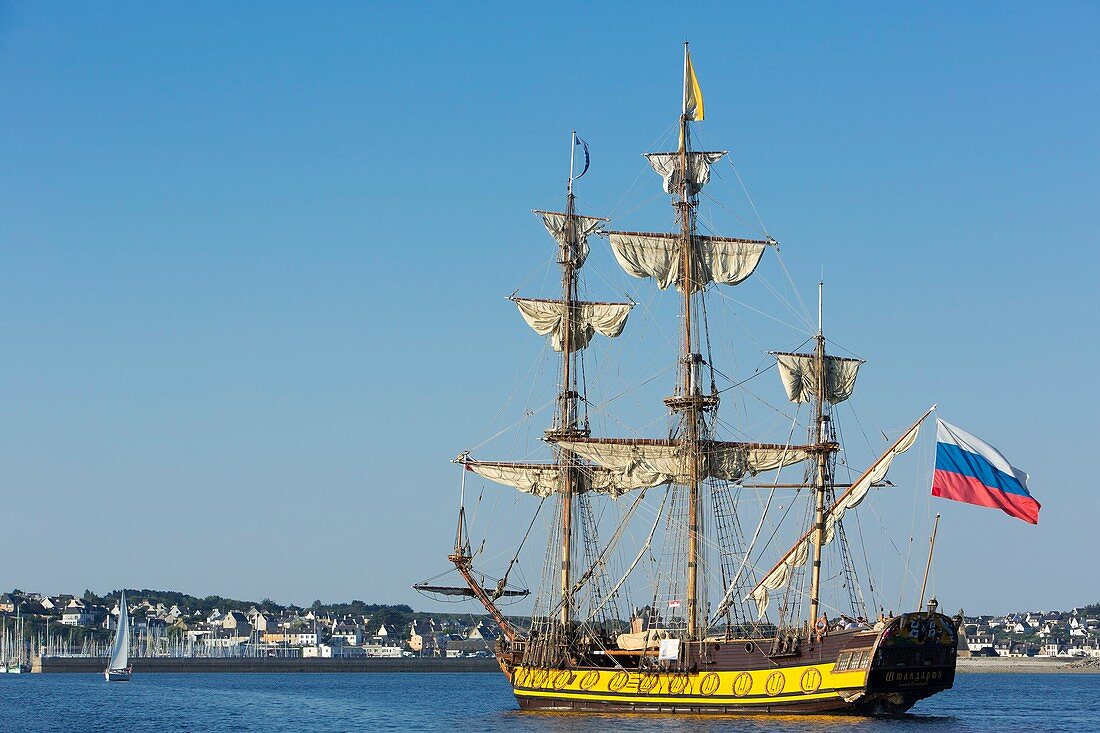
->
<box><xmin>678</xmin><ymin>42</ymin><xmax>701</xmax><ymax>640</ymax></box>
<box><xmin>808</xmin><ymin>281</ymin><xmax>828</xmax><ymax>626</ymax></box>
<box><xmin>557</xmin><ymin>131</ymin><xmax>580</xmax><ymax>630</ymax></box>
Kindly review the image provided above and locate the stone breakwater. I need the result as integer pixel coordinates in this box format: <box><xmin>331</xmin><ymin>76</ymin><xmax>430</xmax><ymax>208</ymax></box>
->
<box><xmin>34</xmin><ymin>656</ymin><xmax>501</xmax><ymax>673</ymax></box>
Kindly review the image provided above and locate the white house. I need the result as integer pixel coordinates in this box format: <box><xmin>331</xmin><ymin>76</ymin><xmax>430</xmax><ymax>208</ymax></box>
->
<box><xmin>966</xmin><ymin>632</ymin><xmax>996</xmax><ymax>654</ymax></box>
<box><xmin>291</xmin><ymin>630</ymin><xmax>319</xmax><ymax>646</ymax></box>
<box><xmin>331</xmin><ymin>623</ymin><xmax>362</xmax><ymax>646</ymax></box>
<box><xmin>363</xmin><ymin>643</ymin><xmax>402</xmax><ymax>658</ymax></box>
<box><xmin>303</xmin><ymin>644</ymin><xmax>366</xmax><ymax>658</ymax></box>
<box><xmin>61</xmin><ymin>599</ymin><xmax>97</xmax><ymax>627</ymax></box>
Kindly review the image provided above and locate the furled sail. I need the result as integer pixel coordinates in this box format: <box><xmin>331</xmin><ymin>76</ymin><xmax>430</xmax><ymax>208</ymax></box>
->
<box><xmin>513</xmin><ymin>298</ymin><xmax>633</xmax><ymax>352</ymax></box>
<box><xmin>747</xmin><ymin>414</ymin><xmax>927</xmax><ymax>618</ymax></box>
<box><xmin>107</xmin><ymin>591</ymin><xmax>129</xmax><ymax>671</ymax></box>
<box><xmin>774</xmin><ymin>352</ymin><xmax>863</xmax><ymax>405</ymax></box>
<box><xmin>645</xmin><ymin>152</ymin><xmax>727</xmax><ymax>196</ymax></box>
<box><xmin>608</xmin><ymin>231</ymin><xmax>768</xmax><ymax>293</ymax></box>
<box><xmin>462</xmin><ymin>459</ymin><xmax>638</xmax><ymax>498</ymax></box>
<box><xmin>551</xmin><ymin>438</ymin><xmax>813</xmax><ymax>491</ymax></box>
<box><xmin>533</xmin><ymin>210</ymin><xmax>607</xmax><ymax>268</ymax></box>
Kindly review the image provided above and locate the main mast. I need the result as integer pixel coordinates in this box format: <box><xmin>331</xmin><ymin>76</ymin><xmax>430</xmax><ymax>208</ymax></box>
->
<box><xmin>556</xmin><ymin>131</ymin><xmax>582</xmax><ymax>631</ymax></box>
<box><xmin>676</xmin><ymin>44</ymin><xmax>703</xmax><ymax>640</ymax></box>
<box><xmin>546</xmin><ymin>46</ymin><xmax>822</xmax><ymax>644</ymax></box>
<box><xmin>552</xmin><ymin>44</ymin><xmax>790</xmax><ymax>641</ymax></box>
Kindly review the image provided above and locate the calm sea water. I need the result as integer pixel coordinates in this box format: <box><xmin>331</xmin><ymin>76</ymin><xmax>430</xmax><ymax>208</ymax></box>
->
<box><xmin>1</xmin><ymin>672</ymin><xmax>1095</xmax><ymax>733</ymax></box>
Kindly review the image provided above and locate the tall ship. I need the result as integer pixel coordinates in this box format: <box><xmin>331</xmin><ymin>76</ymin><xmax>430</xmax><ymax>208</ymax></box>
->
<box><xmin>418</xmin><ymin>45</ymin><xmax>958</xmax><ymax>715</ymax></box>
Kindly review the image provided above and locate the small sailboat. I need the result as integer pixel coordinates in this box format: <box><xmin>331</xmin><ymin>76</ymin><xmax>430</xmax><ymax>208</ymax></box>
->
<box><xmin>104</xmin><ymin>591</ymin><xmax>132</xmax><ymax>682</ymax></box>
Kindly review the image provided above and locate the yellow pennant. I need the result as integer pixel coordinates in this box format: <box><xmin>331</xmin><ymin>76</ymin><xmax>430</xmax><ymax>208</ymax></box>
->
<box><xmin>684</xmin><ymin>49</ymin><xmax>704</xmax><ymax>122</ymax></box>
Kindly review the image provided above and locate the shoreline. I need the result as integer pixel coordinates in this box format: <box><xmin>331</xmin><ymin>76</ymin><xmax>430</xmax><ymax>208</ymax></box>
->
<box><xmin>957</xmin><ymin>657</ymin><xmax>1100</xmax><ymax>674</ymax></box>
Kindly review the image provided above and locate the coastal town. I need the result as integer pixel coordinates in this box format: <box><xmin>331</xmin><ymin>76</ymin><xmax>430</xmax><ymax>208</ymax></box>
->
<box><xmin>0</xmin><ymin>589</ymin><xmax>500</xmax><ymax>666</ymax></box>
<box><xmin>960</xmin><ymin>606</ymin><xmax>1100</xmax><ymax>659</ymax></box>
<box><xmin>3</xmin><ymin>588</ymin><xmax>1099</xmax><ymax>667</ymax></box>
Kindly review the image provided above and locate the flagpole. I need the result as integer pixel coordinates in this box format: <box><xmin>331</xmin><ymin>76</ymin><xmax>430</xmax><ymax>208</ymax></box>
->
<box><xmin>682</xmin><ymin>42</ymin><xmax>689</xmax><ymax>117</ymax></box>
<box><xmin>680</xmin><ymin>42</ymin><xmax>689</xmax><ymax>151</ymax></box>
<box><xmin>918</xmin><ymin>513</ymin><xmax>941</xmax><ymax>610</ymax></box>
<box><xmin>568</xmin><ymin>130</ymin><xmax>576</xmax><ymax>197</ymax></box>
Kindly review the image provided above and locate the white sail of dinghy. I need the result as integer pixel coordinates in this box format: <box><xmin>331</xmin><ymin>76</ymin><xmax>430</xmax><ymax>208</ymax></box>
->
<box><xmin>104</xmin><ymin>590</ymin><xmax>132</xmax><ymax>681</ymax></box>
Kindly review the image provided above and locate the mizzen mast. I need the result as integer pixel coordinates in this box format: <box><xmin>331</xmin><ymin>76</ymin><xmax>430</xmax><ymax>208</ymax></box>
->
<box><xmin>808</xmin><ymin>281</ymin><xmax>830</xmax><ymax>626</ymax></box>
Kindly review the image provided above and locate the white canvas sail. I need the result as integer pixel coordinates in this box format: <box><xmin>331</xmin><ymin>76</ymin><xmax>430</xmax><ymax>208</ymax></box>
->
<box><xmin>533</xmin><ymin>210</ymin><xmax>607</xmax><ymax>268</ymax></box>
<box><xmin>644</xmin><ymin>152</ymin><xmax>726</xmax><ymax>196</ymax></box>
<box><xmin>774</xmin><ymin>352</ymin><xmax>863</xmax><ymax>405</ymax></box>
<box><xmin>747</xmin><ymin>416</ymin><xmax>925</xmax><ymax>618</ymax></box>
<box><xmin>107</xmin><ymin>591</ymin><xmax>129</xmax><ymax>671</ymax></box>
<box><xmin>462</xmin><ymin>459</ymin><xmax>640</xmax><ymax>498</ymax></box>
<box><xmin>552</xmin><ymin>438</ymin><xmax>813</xmax><ymax>490</ymax></box>
<box><xmin>513</xmin><ymin>298</ymin><xmax>632</xmax><ymax>352</ymax></box>
<box><xmin>607</xmin><ymin>232</ymin><xmax>768</xmax><ymax>293</ymax></box>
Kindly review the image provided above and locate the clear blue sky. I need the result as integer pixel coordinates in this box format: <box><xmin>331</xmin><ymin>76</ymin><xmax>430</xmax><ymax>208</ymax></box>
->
<box><xmin>1</xmin><ymin>2</ymin><xmax>1096</xmax><ymax>615</ymax></box>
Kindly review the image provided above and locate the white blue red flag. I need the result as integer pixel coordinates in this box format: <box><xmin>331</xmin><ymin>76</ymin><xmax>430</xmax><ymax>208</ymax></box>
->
<box><xmin>931</xmin><ymin>419</ymin><xmax>1039</xmax><ymax>524</ymax></box>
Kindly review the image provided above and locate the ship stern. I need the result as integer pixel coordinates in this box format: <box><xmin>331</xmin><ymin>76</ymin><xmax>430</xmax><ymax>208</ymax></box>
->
<box><xmin>856</xmin><ymin>611</ymin><xmax>958</xmax><ymax>714</ymax></box>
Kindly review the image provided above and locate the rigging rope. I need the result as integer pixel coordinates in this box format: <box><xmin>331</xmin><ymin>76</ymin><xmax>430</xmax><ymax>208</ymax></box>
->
<box><xmin>584</xmin><ymin>488</ymin><xmax>669</xmax><ymax>623</ymax></box>
<box><xmin>709</xmin><ymin>406</ymin><xmax>803</xmax><ymax>624</ymax></box>
<box><xmin>495</xmin><ymin>499</ymin><xmax>545</xmax><ymax>597</ymax></box>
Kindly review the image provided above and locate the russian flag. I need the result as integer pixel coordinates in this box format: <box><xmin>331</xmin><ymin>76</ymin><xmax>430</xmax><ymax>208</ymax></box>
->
<box><xmin>932</xmin><ymin>419</ymin><xmax>1039</xmax><ymax>524</ymax></box>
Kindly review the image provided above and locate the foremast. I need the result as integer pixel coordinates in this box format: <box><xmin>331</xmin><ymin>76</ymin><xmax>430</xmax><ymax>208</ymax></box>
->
<box><xmin>452</xmin><ymin>133</ymin><xmax>633</xmax><ymax>655</ymax></box>
<box><xmin>553</xmin><ymin>131</ymin><xmax>585</xmax><ymax>632</ymax></box>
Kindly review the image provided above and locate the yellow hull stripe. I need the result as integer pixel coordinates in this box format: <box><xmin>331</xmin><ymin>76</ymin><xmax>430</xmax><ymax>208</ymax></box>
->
<box><xmin>511</xmin><ymin>662</ymin><xmax>868</xmax><ymax>707</ymax></box>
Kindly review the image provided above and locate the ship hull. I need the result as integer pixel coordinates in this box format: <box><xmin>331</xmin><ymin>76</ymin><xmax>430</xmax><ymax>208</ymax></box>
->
<box><xmin>511</xmin><ymin>662</ymin><xmax>873</xmax><ymax>714</ymax></box>
<box><xmin>502</xmin><ymin>612</ymin><xmax>957</xmax><ymax>716</ymax></box>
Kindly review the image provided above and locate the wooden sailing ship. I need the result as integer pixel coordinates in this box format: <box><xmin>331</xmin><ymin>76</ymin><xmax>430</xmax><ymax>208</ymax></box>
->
<box><xmin>417</xmin><ymin>45</ymin><xmax>958</xmax><ymax>715</ymax></box>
